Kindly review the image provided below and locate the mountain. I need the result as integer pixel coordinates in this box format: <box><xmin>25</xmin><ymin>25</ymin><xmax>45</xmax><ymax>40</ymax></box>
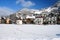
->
<box><xmin>53</xmin><ymin>0</ymin><xmax>60</xmax><ymax>7</ymax></box>
<box><xmin>8</xmin><ymin>0</ymin><xmax>60</xmax><ymax>19</ymax></box>
<box><xmin>0</xmin><ymin>7</ymin><xmax>15</xmax><ymax>17</ymax></box>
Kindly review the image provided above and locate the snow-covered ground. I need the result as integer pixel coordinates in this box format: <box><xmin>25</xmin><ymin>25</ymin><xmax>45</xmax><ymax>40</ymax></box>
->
<box><xmin>0</xmin><ymin>24</ymin><xmax>60</xmax><ymax>40</ymax></box>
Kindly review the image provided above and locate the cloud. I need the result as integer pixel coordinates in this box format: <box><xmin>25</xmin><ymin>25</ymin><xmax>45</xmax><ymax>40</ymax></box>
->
<box><xmin>16</xmin><ymin>0</ymin><xmax>35</xmax><ymax>7</ymax></box>
<box><xmin>0</xmin><ymin>7</ymin><xmax>15</xmax><ymax>16</ymax></box>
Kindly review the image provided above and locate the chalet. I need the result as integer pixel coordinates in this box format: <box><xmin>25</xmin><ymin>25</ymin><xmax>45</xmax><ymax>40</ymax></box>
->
<box><xmin>0</xmin><ymin>17</ymin><xmax>1</xmax><ymax>24</ymax></box>
<box><xmin>34</xmin><ymin>16</ymin><xmax>43</xmax><ymax>25</ymax></box>
<box><xmin>57</xmin><ymin>13</ymin><xmax>60</xmax><ymax>24</ymax></box>
<box><xmin>47</xmin><ymin>13</ymin><xmax>57</xmax><ymax>24</ymax></box>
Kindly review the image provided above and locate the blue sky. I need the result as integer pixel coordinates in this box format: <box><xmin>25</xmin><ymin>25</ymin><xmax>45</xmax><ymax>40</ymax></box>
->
<box><xmin>0</xmin><ymin>0</ymin><xmax>58</xmax><ymax>16</ymax></box>
<box><xmin>0</xmin><ymin>0</ymin><xmax>58</xmax><ymax>11</ymax></box>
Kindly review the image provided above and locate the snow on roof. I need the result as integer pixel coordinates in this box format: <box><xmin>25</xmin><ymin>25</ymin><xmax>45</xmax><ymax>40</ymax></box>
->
<box><xmin>34</xmin><ymin>11</ymin><xmax>43</xmax><ymax>14</ymax></box>
<box><xmin>26</xmin><ymin>15</ymin><xmax>35</xmax><ymax>18</ymax></box>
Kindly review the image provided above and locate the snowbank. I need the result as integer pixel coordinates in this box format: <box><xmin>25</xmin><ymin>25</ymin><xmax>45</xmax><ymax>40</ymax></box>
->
<box><xmin>0</xmin><ymin>24</ymin><xmax>60</xmax><ymax>40</ymax></box>
<box><xmin>52</xmin><ymin>38</ymin><xmax>60</xmax><ymax>40</ymax></box>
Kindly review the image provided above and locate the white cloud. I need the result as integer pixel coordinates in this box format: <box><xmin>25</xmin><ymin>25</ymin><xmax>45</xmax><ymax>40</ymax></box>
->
<box><xmin>16</xmin><ymin>0</ymin><xmax>35</xmax><ymax>7</ymax></box>
<box><xmin>0</xmin><ymin>7</ymin><xmax>15</xmax><ymax>16</ymax></box>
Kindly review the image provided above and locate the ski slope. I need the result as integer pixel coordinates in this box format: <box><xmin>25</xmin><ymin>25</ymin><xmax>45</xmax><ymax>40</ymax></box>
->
<box><xmin>0</xmin><ymin>24</ymin><xmax>60</xmax><ymax>40</ymax></box>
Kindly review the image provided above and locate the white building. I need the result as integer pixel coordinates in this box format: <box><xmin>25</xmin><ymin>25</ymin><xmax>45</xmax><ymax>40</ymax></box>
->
<box><xmin>16</xmin><ymin>20</ymin><xmax>22</xmax><ymax>24</ymax></box>
<box><xmin>34</xmin><ymin>17</ymin><xmax>43</xmax><ymax>25</ymax></box>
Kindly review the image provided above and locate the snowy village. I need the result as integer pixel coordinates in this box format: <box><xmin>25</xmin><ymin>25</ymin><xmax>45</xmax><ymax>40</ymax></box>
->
<box><xmin>0</xmin><ymin>0</ymin><xmax>60</xmax><ymax>40</ymax></box>
<box><xmin>0</xmin><ymin>1</ymin><xmax>60</xmax><ymax>25</ymax></box>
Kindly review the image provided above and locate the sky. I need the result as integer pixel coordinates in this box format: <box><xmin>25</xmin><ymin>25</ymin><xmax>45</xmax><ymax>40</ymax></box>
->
<box><xmin>0</xmin><ymin>0</ymin><xmax>58</xmax><ymax>16</ymax></box>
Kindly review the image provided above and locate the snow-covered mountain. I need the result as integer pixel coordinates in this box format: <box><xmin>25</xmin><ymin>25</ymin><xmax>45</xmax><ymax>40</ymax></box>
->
<box><xmin>0</xmin><ymin>7</ymin><xmax>15</xmax><ymax>17</ymax></box>
<box><xmin>0</xmin><ymin>0</ymin><xmax>59</xmax><ymax>17</ymax></box>
<box><xmin>15</xmin><ymin>0</ymin><xmax>60</xmax><ymax>15</ymax></box>
<box><xmin>7</xmin><ymin>0</ymin><xmax>60</xmax><ymax>22</ymax></box>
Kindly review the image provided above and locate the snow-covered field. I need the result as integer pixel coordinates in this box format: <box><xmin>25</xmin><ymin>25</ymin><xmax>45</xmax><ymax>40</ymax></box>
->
<box><xmin>0</xmin><ymin>24</ymin><xmax>60</xmax><ymax>40</ymax></box>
